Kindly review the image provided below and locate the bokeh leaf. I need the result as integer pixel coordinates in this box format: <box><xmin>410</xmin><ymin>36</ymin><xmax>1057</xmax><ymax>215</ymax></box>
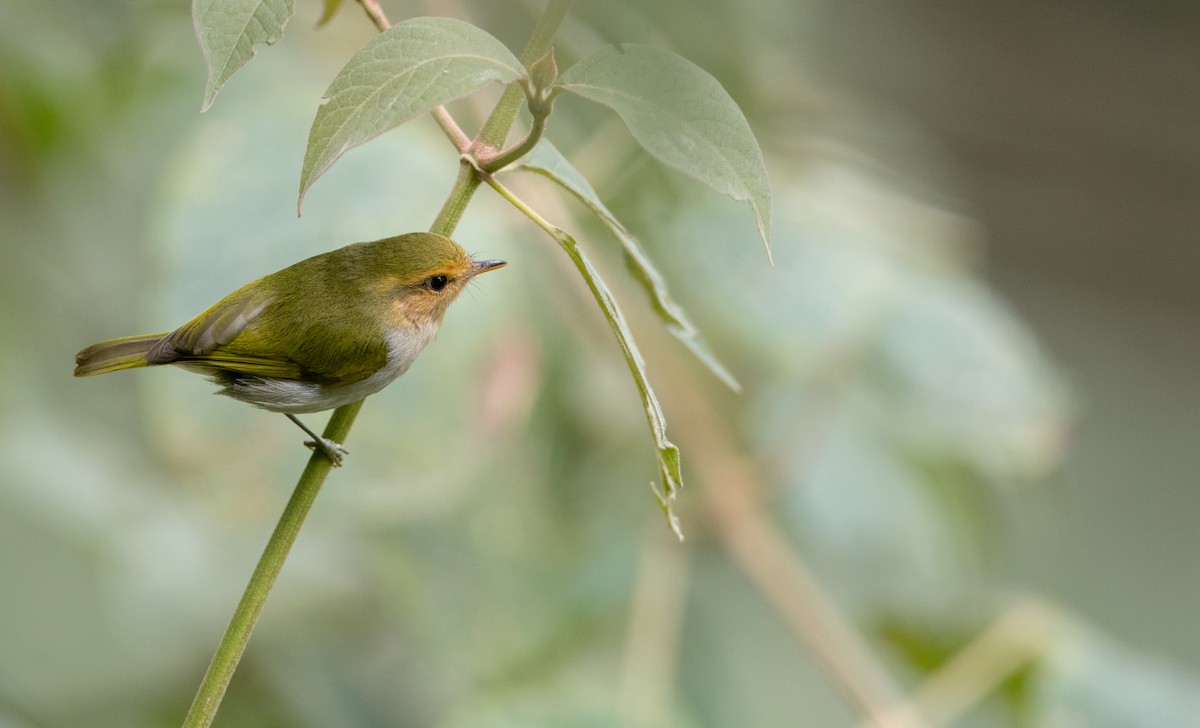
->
<box><xmin>192</xmin><ymin>0</ymin><xmax>294</xmax><ymax>112</ymax></box>
<box><xmin>514</xmin><ymin>140</ymin><xmax>741</xmax><ymax>391</ymax></box>
<box><xmin>1033</xmin><ymin>627</ymin><xmax>1200</xmax><ymax>727</ymax></box>
<box><xmin>559</xmin><ymin>44</ymin><xmax>772</xmax><ymax>257</ymax></box>
<box><xmin>299</xmin><ymin>17</ymin><xmax>525</xmax><ymax>207</ymax></box>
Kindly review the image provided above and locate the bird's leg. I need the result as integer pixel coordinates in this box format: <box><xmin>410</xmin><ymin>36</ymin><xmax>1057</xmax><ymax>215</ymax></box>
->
<box><xmin>285</xmin><ymin>414</ymin><xmax>348</xmax><ymax>467</ymax></box>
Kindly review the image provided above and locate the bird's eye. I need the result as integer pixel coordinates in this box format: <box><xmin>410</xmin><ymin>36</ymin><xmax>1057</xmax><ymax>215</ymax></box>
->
<box><xmin>425</xmin><ymin>275</ymin><xmax>448</xmax><ymax>292</ymax></box>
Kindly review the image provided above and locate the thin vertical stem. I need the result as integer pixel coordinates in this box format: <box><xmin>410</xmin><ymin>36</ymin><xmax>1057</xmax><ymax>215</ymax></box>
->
<box><xmin>430</xmin><ymin>161</ymin><xmax>482</xmax><ymax>236</ymax></box>
<box><xmin>180</xmin><ymin>3</ymin><xmax>572</xmax><ymax>726</ymax></box>
<box><xmin>182</xmin><ymin>401</ymin><xmax>362</xmax><ymax>727</ymax></box>
<box><xmin>650</xmin><ymin>339</ymin><xmax>931</xmax><ymax>728</ymax></box>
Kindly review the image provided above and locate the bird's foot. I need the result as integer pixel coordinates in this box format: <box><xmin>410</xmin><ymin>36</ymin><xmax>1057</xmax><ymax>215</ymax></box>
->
<box><xmin>304</xmin><ymin>437</ymin><xmax>348</xmax><ymax>467</ymax></box>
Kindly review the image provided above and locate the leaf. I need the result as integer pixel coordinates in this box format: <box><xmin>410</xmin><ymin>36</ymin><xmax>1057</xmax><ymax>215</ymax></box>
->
<box><xmin>316</xmin><ymin>0</ymin><xmax>342</xmax><ymax>27</ymax></box>
<box><xmin>557</xmin><ymin>226</ymin><xmax>684</xmax><ymax>539</ymax></box>
<box><xmin>514</xmin><ymin>140</ymin><xmax>741</xmax><ymax>392</ymax></box>
<box><xmin>559</xmin><ymin>44</ymin><xmax>772</xmax><ymax>259</ymax></box>
<box><xmin>1034</xmin><ymin>627</ymin><xmax>1200</xmax><ymax>727</ymax></box>
<box><xmin>486</xmin><ymin>177</ymin><xmax>685</xmax><ymax>539</ymax></box>
<box><xmin>299</xmin><ymin>17</ymin><xmax>525</xmax><ymax>208</ymax></box>
<box><xmin>193</xmin><ymin>0</ymin><xmax>294</xmax><ymax>112</ymax></box>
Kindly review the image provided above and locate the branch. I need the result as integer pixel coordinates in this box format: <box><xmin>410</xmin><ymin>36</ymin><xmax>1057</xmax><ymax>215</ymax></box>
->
<box><xmin>479</xmin><ymin>87</ymin><xmax>551</xmax><ymax>172</ymax></box>
<box><xmin>707</xmin><ymin>479</ymin><xmax>927</xmax><ymax>728</ymax></box>
<box><xmin>354</xmin><ymin>0</ymin><xmax>390</xmax><ymax>31</ymax></box>
<box><xmin>647</xmin><ymin>338</ymin><xmax>930</xmax><ymax>728</ymax></box>
<box><xmin>877</xmin><ymin>599</ymin><xmax>1062</xmax><ymax>728</ymax></box>
<box><xmin>433</xmin><ymin>105</ymin><xmax>472</xmax><ymax>153</ymax></box>
<box><xmin>183</xmin><ymin>402</ymin><xmax>362</xmax><ymax>727</ymax></box>
<box><xmin>180</xmin><ymin>3</ymin><xmax>572</xmax><ymax>726</ymax></box>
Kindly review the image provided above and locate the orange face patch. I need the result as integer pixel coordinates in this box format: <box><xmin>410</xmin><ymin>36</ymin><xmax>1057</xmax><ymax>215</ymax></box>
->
<box><xmin>373</xmin><ymin>261</ymin><xmax>474</xmax><ymax>330</ymax></box>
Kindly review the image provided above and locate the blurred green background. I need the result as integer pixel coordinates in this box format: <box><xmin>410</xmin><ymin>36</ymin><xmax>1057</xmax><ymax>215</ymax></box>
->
<box><xmin>2</xmin><ymin>1</ymin><xmax>1199</xmax><ymax>726</ymax></box>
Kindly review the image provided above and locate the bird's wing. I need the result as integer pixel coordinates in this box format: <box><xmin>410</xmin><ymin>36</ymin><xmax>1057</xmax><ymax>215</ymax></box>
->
<box><xmin>156</xmin><ymin>288</ymin><xmax>270</xmax><ymax>358</ymax></box>
<box><xmin>172</xmin><ymin>348</ymin><xmax>308</xmax><ymax>379</ymax></box>
<box><xmin>295</xmin><ymin>335</ymin><xmax>391</xmax><ymax>385</ymax></box>
<box><xmin>147</xmin><ymin>286</ymin><xmax>387</xmax><ymax>384</ymax></box>
<box><xmin>145</xmin><ymin>289</ymin><xmax>305</xmax><ymax>379</ymax></box>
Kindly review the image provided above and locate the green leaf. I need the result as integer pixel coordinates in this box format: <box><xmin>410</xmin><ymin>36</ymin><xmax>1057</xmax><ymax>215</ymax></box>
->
<box><xmin>316</xmin><ymin>0</ymin><xmax>342</xmax><ymax>27</ymax></box>
<box><xmin>192</xmin><ymin>0</ymin><xmax>294</xmax><ymax>112</ymax></box>
<box><xmin>558</xmin><ymin>44</ymin><xmax>772</xmax><ymax>258</ymax></box>
<box><xmin>299</xmin><ymin>17</ymin><xmax>525</xmax><ymax>208</ymax></box>
<box><xmin>514</xmin><ymin>140</ymin><xmax>741</xmax><ymax>392</ymax></box>
<box><xmin>486</xmin><ymin>177</ymin><xmax>685</xmax><ymax>539</ymax></box>
<box><xmin>557</xmin><ymin>226</ymin><xmax>684</xmax><ymax>539</ymax></box>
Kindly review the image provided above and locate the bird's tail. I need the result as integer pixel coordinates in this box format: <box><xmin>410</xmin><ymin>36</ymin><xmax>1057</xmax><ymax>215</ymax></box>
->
<box><xmin>74</xmin><ymin>333</ymin><xmax>170</xmax><ymax>377</ymax></box>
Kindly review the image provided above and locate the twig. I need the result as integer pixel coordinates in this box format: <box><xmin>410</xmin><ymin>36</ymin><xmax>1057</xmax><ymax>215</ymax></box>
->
<box><xmin>479</xmin><ymin>92</ymin><xmax>550</xmax><ymax>172</ymax></box>
<box><xmin>873</xmin><ymin>599</ymin><xmax>1063</xmax><ymax>728</ymax></box>
<box><xmin>707</xmin><ymin>480</ymin><xmax>928</xmax><ymax>728</ymax></box>
<box><xmin>433</xmin><ymin>105</ymin><xmax>472</xmax><ymax>152</ymax></box>
<box><xmin>354</xmin><ymin>0</ymin><xmax>390</xmax><ymax>31</ymax></box>
<box><xmin>182</xmin><ymin>401</ymin><xmax>363</xmax><ymax>727</ymax></box>
<box><xmin>654</xmin><ymin>351</ymin><xmax>929</xmax><ymax>728</ymax></box>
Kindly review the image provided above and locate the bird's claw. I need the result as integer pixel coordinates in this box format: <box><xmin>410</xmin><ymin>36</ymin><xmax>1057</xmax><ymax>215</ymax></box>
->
<box><xmin>304</xmin><ymin>438</ymin><xmax>348</xmax><ymax>467</ymax></box>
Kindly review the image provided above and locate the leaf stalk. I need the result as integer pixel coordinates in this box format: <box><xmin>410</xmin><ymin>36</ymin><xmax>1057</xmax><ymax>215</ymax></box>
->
<box><xmin>478</xmin><ymin>91</ymin><xmax>553</xmax><ymax>173</ymax></box>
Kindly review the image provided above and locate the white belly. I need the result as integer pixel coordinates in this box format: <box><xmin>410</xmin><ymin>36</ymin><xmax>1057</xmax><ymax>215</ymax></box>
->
<box><xmin>212</xmin><ymin>325</ymin><xmax>436</xmax><ymax>414</ymax></box>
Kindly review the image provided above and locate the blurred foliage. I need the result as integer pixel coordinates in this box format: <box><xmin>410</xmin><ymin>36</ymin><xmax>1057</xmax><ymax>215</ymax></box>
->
<box><xmin>2</xmin><ymin>1</ymin><xmax>1199</xmax><ymax>727</ymax></box>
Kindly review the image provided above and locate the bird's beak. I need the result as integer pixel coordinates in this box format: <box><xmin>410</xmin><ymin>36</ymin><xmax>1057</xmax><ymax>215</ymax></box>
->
<box><xmin>470</xmin><ymin>259</ymin><xmax>507</xmax><ymax>276</ymax></box>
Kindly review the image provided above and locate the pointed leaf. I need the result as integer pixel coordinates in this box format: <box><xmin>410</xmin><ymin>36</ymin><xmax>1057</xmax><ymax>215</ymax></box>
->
<box><xmin>554</xmin><ymin>225</ymin><xmax>685</xmax><ymax>539</ymax></box>
<box><xmin>486</xmin><ymin>178</ymin><xmax>685</xmax><ymax>538</ymax></box>
<box><xmin>559</xmin><ymin>44</ymin><xmax>772</xmax><ymax>257</ymax></box>
<box><xmin>514</xmin><ymin>140</ymin><xmax>741</xmax><ymax>391</ymax></box>
<box><xmin>299</xmin><ymin>17</ymin><xmax>525</xmax><ymax>207</ymax></box>
<box><xmin>193</xmin><ymin>0</ymin><xmax>294</xmax><ymax>112</ymax></box>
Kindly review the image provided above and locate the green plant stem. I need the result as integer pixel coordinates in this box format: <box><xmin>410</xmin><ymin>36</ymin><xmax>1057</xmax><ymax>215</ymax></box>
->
<box><xmin>180</xmin><ymin>3</ymin><xmax>571</xmax><ymax>727</ymax></box>
<box><xmin>477</xmin><ymin>0</ymin><xmax>571</xmax><ymax>148</ymax></box>
<box><xmin>181</xmin><ymin>401</ymin><xmax>362</xmax><ymax>728</ymax></box>
<box><xmin>430</xmin><ymin>161</ymin><xmax>482</xmax><ymax>235</ymax></box>
<box><xmin>481</xmin><ymin>102</ymin><xmax>549</xmax><ymax>173</ymax></box>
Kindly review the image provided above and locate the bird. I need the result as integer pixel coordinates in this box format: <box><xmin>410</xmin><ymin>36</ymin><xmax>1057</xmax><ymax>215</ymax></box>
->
<box><xmin>74</xmin><ymin>232</ymin><xmax>506</xmax><ymax>465</ymax></box>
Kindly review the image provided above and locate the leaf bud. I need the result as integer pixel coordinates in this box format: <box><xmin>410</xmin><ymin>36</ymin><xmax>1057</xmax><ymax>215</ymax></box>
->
<box><xmin>529</xmin><ymin>48</ymin><xmax>559</xmax><ymax>94</ymax></box>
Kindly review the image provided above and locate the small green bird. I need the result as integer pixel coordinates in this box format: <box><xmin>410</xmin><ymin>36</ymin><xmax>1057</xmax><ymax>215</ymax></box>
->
<box><xmin>74</xmin><ymin>232</ymin><xmax>506</xmax><ymax>465</ymax></box>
